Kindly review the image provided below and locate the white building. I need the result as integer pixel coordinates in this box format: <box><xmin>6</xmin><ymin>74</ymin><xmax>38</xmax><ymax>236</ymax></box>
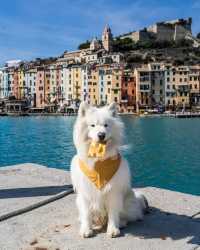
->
<box><xmin>163</xmin><ymin>64</ymin><xmax>176</xmax><ymax>107</ymax></box>
<box><xmin>25</xmin><ymin>68</ymin><xmax>37</xmax><ymax>106</ymax></box>
<box><xmin>0</xmin><ymin>69</ymin><xmax>3</xmax><ymax>99</ymax></box>
<box><xmin>98</xmin><ymin>67</ymin><xmax>107</xmax><ymax>105</ymax></box>
<box><xmin>0</xmin><ymin>68</ymin><xmax>10</xmax><ymax>98</ymax></box>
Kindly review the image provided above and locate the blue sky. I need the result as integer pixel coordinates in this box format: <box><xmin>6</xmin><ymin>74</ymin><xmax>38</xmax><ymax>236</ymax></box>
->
<box><xmin>0</xmin><ymin>0</ymin><xmax>200</xmax><ymax>64</ymax></box>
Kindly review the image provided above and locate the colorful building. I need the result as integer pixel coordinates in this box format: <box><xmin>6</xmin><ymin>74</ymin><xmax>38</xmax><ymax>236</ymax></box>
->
<box><xmin>25</xmin><ymin>68</ymin><xmax>37</xmax><ymax>107</ymax></box>
<box><xmin>18</xmin><ymin>67</ymin><xmax>26</xmax><ymax>99</ymax></box>
<box><xmin>189</xmin><ymin>66</ymin><xmax>200</xmax><ymax>106</ymax></box>
<box><xmin>0</xmin><ymin>69</ymin><xmax>3</xmax><ymax>99</ymax></box>
<box><xmin>174</xmin><ymin>66</ymin><xmax>190</xmax><ymax>108</ymax></box>
<box><xmin>36</xmin><ymin>67</ymin><xmax>45</xmax><ymax>108</ymax></box>
<box><xmin>121</xmin><ymin>69</ymin><xmax>136</xmax><ymax>113</ymax></box>
<box><xmin>135</xmin><ymin>63</ymin><xmax>165</xmax><ymax>112</ymax></box>
<box><xmin>164</xmin><ymin>64</ymin><xmax>177</xmax><ymax>109</ymax></box>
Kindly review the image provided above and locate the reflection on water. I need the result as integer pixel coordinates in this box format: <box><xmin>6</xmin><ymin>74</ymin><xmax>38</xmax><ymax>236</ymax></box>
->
<box><xmin>0</xmin><ymin>116</ymin><xmax>200</xmax><ymax>195</ymax></box>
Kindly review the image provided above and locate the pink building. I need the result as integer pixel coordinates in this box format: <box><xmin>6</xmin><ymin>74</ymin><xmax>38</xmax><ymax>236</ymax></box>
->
<box><xmin>36</xmin><ymin>67</ymin><xmax>45</xmax><ymax>108</ymax></box>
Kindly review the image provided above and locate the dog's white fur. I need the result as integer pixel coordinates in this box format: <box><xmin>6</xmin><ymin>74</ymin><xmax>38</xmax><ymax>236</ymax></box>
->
<box><xmin>70</xmin><ymin>102</ymin><xmax>147</xmax><ymax>238</ymax></box>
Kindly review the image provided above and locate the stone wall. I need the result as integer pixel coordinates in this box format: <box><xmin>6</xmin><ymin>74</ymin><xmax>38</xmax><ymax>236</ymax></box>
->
<box><xmin>174</xmin><ymin>24</ymin><xmax>192</xmax><ymax>41</ymax></box>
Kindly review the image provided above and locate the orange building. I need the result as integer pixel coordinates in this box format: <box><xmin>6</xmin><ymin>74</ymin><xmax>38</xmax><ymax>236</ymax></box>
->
<box><xmin>121</xmin><ymin>70</ymin><xmax>136</xmax><ymax>112</ymax></box>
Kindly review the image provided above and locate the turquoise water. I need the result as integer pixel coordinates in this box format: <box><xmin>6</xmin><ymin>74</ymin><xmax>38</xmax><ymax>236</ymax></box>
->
<box><xmin>0</xmin><ymin>116</ymin><xmax>199</xmax><ymax>195</ymax></box>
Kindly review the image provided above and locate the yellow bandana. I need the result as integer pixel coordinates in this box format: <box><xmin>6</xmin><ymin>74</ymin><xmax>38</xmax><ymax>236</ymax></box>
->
<box><xmin>88</xmin><ymin>142</ymin><xmax>106</xmax><ymax>158</ymax></box>
<box><xmin>79</xmin><ymin>154</ymin><xmax>121</xmax><ymax>189</ymax></box>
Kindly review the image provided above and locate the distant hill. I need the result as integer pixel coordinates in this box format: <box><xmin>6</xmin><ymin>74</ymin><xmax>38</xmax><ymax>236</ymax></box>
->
<box><xmin>112</xmin><ymin>38</ymin><xmax>200</xmax><ymax>65</ymax></box>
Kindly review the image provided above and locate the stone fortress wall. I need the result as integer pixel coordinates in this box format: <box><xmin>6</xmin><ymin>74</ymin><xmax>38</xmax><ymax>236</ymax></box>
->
<box><xmin>119</xmin><ymin>18</ymin><xmax>192</xmax><ymax>42</ymax></box>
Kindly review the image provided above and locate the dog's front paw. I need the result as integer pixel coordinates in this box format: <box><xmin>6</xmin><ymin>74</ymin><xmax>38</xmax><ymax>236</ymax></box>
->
<box><xmin>107</xmin><ymin>226</ymin><xmax>120</xmax><ymax>238</ymax></box>
<box><xmin>80</xmin><ymin>227</ymin><xmax>93</xmax><ymax>238</ymax></box>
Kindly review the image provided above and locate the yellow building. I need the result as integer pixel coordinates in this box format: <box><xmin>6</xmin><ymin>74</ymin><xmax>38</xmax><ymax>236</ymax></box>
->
<box><xmin>110</xmin><ymin>67</ymin><xmax>122</xmax><ymax>104</ymax></box>
<box><xmin>71</xmin><ymin>65</ymin><xmax>82</xmax><ymax>103</ymax></box>
<box><xmin>173</xmin><ymin>66</ymin><xmax>190</xmax><ymax>107</ymax></box>
<box><xmin>87</xmin><ymin>68</ymin><xmax>99</xmax><ymax>105</ymax></box>
<box><xmin>18</xmin><ymin>68</ymin><xmax>25</xmax><ymax>99</ymax></box>
<box><xmin>189</xmin><ymin>66</ymin><xmax>200</xmax><ymax>106</ymax></box>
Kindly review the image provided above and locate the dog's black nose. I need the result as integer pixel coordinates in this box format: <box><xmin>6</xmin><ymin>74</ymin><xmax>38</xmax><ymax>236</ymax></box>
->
<box><xmin>98</xmin><ymin>132</ymin><xmax>106</xmax><ymax>141</ymax></box>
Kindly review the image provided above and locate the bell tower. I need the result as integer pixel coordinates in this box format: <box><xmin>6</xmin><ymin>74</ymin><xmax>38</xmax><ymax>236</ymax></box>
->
<box><xmin>102</xmin><ymin>25</ymin><xmax>113</xmax><ymax>52</ymax></box>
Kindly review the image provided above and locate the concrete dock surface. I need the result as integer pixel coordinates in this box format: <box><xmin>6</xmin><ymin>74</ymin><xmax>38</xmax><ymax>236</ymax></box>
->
<box><xmin>0</xmin><ymin>163</ymin><xmax>199</xmax><ymax>250</ymax></box>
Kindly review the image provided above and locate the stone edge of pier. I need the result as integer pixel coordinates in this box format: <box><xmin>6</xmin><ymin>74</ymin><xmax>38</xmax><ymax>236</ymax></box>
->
<box><xmin>0</xmin><ymin>163</ymin><xmax>199</xmax><ymax>250</ymax></box>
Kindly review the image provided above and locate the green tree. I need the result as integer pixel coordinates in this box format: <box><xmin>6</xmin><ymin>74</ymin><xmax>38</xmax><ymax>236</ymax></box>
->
<box><xmin>112</xmin><ymin>37</ymin><xmax>134</xmax><ymax>52</ymax></box>
<box><xmin>78</xmin><ymin>40</ymin><xmax>90</xmax><ymax>50</ymax></box>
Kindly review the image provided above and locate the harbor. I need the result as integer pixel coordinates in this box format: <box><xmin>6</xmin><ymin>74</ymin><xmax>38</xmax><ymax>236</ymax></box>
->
<box><xmin>0</xmin><ymin>115</ymin><xmax>200</xmax><ymax>196</ymax></box>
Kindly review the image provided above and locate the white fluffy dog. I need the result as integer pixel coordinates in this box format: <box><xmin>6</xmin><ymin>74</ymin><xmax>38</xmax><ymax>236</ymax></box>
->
<box><xmin>70</xmin><ymin>102</ymin><xmax>148</xmax><ymax>238</ymax></box>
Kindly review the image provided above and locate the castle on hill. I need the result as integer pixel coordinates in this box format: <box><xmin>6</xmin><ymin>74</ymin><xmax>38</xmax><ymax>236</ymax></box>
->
<box><xmin>118</xmin><ymin>18</ymin><xmax>193</xmax><ymax>42</ymax></box>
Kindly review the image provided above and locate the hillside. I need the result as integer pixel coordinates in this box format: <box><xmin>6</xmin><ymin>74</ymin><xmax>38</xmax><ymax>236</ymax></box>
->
<box><xmin>112</xmin><ymin>38</ymin><xmax>200</xmax><ymax>66</ymax></box>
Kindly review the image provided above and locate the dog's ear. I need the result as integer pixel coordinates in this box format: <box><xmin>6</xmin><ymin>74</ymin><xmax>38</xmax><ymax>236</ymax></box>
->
<box><xmin>78</xmin><ymin>102</ymin><xmax>90</xmax><ymax>117</ymax></box>
<box><xmin>108</xmin><ymin>102</ymin><xmax>117</xmax><ymax>117</ymax></box>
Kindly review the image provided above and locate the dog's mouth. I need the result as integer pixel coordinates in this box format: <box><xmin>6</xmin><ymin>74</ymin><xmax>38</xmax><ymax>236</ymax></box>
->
<box><xmin>98</xmin><ymin>139</ymin><xmax>107</xmax><ymax>144</ymax></box>
<box><xmin>87</xmin><ymin>139</ymin><xmax>111</xmax><ymax>158</ymax></box>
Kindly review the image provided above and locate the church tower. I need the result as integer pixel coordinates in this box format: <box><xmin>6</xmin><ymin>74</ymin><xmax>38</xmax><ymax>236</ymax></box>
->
<box><xmin>102</xmin><ymin>25</ymin><xmax>113</xmax><ymax>52</ymax></box>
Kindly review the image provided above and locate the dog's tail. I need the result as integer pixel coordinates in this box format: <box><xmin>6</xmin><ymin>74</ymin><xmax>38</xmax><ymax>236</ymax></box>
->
<box><xmin>123</xmin><ymin>189</ymin><xmax>149</xmax><ymax>222</ymax></box>
<box><xmin>135</xmin><ymin>191</ymin><xmax>149</xmax><ymax>214</ymax></box>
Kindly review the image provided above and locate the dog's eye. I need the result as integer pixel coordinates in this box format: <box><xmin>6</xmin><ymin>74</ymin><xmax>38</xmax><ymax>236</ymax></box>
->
<box><xmin>91</xmin><ymin>124</ymin><xmax>95</xmax><ymax>127</ymax></box>
<box><xmin>104</xmin><ymin>124</ymin><xmax>108</xmax><ymax>127</ymax></box>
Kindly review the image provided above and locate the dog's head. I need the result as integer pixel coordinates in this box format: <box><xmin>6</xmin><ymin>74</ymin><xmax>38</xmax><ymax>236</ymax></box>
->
<box><xmin>73</xmin><ymin>102</ymin><xmax>124</xmax><ymax>153</ymax></box>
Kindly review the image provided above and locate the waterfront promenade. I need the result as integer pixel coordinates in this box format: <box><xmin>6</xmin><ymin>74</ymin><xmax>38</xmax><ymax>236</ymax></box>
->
<box><xmin>0</xmin><ymin>163</ymin><xmax>199</xmax><ymax>250</ymax></box>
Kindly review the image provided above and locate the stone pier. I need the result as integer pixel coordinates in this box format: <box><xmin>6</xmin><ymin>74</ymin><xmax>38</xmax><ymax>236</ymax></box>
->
<box><xmin>0</xmin><ymin>163</ymin><xmax>199</xmax><ymax>250</ymax></box>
